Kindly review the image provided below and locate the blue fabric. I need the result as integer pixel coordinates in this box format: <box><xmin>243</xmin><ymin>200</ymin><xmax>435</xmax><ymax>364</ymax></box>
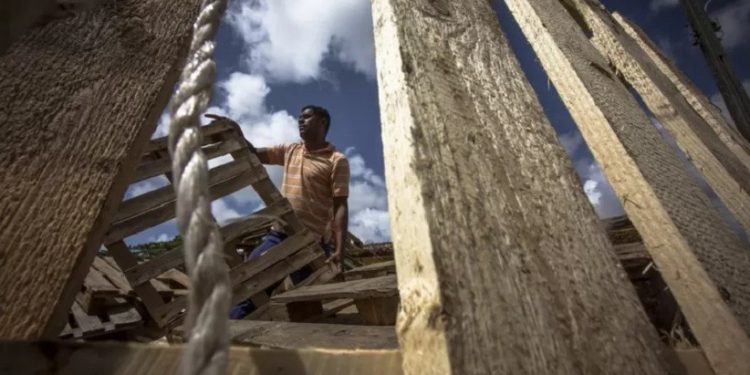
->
<box><xmin>229</xmin><ymin>231</ymin><xmax>333</xmax><ymax>319</ymax></box>
<box><xmin>246</xmin><ymin>231</ymin><xmax>287</xmax><ymax>260</ymax></box>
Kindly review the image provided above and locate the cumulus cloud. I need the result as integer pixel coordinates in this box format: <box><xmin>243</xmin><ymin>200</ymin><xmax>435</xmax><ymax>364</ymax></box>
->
<box><xmin>559</xmin><ymin>129</ymin><xmax>624</xmax><ymax>218</ymax></box>
<box><xmin>712</xmin><ymin>1</ymin><xmax>750</xmax><ymax>50</ymax></box>
<box><xmin>227</xmin><ymin>0</ymin><xmax>375</xmax><ymax>83</ymax></box>
<box><xmin>124</xmin><ymin>175</ymin><xmax>170</xmax><ymax>199</ymax></box>
<box><xmin>576</xmin><ymin>160</ymin><xmax>624</xmax><ymax>218</ymax></box>
<box><xmin>344</xmin><ymin>148</ymin><xmax>390</xmax><ymax>242</ymax></box>
<box><xmin>649</xmin><ymin>0</ymin><xmax>679</xmax><ymax>12</ymax></box>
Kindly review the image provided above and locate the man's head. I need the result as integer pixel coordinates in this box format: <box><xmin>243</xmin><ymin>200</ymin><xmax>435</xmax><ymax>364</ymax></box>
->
<box><xmin>298</xmin><ymin>105</ymin><xmax>330</xmax><ymax>141</ymax></box>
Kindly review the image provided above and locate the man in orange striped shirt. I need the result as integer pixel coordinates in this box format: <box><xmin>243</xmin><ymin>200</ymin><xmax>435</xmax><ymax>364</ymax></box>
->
<box><xmin>208</xmin><ymin>105</ymin><xmax>350</xmax><ymax>319</ymax></box>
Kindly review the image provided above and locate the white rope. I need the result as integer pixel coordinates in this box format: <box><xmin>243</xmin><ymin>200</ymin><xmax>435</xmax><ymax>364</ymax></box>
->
<box><xmin>167</xmin><ymin>0</ymin><xmax>231</xmax><ymax>374</ymax></box>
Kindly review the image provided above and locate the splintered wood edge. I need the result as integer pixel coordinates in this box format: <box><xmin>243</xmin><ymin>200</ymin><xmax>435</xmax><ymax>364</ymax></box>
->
<box><xmin>0</xmin><ymin>340</ymin><xmax>403</xmax><ymax>375</ymax></box>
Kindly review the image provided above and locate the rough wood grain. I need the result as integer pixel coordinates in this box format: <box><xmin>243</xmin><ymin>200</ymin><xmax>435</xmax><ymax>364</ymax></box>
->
<box><xmin>0</xmin><ymin>340</ymin><xmax>404</xmax><ymax>375</ymax></box>
<box><xmin>679</xmin><ymin>0</ymin><xmax>750</xmax><ymax>141</ymax></box>
<box><xmin>504</xmin><ymin>0</ymin><xmax>750</xmax><ymax>373</ymax></box>
<box><xmin>373</xmin><ymin>0</ymin><xmax>671</xmax><ymax>373</ymax></box>
<box><xmin>572</xmin><ymin>0</ymin><xmax>750</xmax><ymax>233</ymax></box>
<box><xmin>0</xmin><ymin>0</ymin><xmax>201</xmax><ymax>339</ymax></box>
<box><xmin>611</xmin><ymin>12</ymin><xmax>750</xmax><ymax>168</ymax></box>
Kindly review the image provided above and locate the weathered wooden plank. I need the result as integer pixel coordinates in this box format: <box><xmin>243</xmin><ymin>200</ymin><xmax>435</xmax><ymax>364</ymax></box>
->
<box><xmin>106</xmin><ymin>159</ymin><xmax>265</xmax><ymax>242</ymax></box>
<box><xmin>572</xmin><ymin>0</ymin><xmax>750</xmax><ymax>233</ymax></box>
<box><xmin>107</xmin><ymin>241</ymin><xmax>170</xmax><ymax>326</ymax></box>
<box><xmin>92</xmin><ymin>257</ymin><xmax>133</xmax><ymax>294</ymax></box>
<box><xmin>611</xmin><ymin>13</ymin><xmax>750</xmax><ymax>168</ymax></box>
<box><xmin>504</xmin><ymin>0</ymin><xmax>750</xmax><ymax>373</ymax></box>
<box><xmin>0</xmin><ymin>0</ymin><xmax>202</xmax><ymax>339</ymax></box>
<box><xmin>273</xmin><ymin>275</ymin><xmax>397</xmax><ymax>303</ymax></box>
<box><xmin>374</xmin><ymin>0</ymin><xmax>671</xmax><ymax>373</ymax></box>
<box><xmin>134</xmin><ymin>137</ymin><xmax>243</xmax><ymax>183</ymax></box>
<box><xmin>156</xmin><ymin>269</ymin><xmax>190</xmax><ymax>289</ymax></box>
<box><xmin>354</xmin><ymin>296</ymin><xmax>399</xmax><ymax>326</ymax></box>
<box><xmin>679</xmin><ymin>0</ymin><xmax>750</xmax><ymax>140</ymax></box>
<box><xmin>144</xmin><ymin>121</ymin><xmax>235</xmax><ymax>154</ymax></box>
<box><xmin>230</xmin><ymin>231</ymin><xmax>317</xmax><ymax>287</ymax></box>
<box><xmin>221</xmin><ymin>320</ymin><xmax>397</xmax><ymax>350</ymax></box>
<box><xmin>70</xmin><ymin>303</ymin><xmax>104</xmax><ymax>337</ymax></box>
<box><xmin>231</xmin><ymin>245</ymin><xmax>323</xmax><ymax>306</ymax></box>
<box><xmin>0</xmin><ymin>340</ymin><xmax>403</xmax><ymax>375</ymax></box>
<box><xmin>344</xmin><ymin>260</ymin><xmax>395</xmax><ymax>280</ymax></box>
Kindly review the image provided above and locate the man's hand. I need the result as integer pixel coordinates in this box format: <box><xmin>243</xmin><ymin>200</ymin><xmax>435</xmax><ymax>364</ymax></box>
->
<box><xmin>325</xmin><ymin>251</ymin><xmax>343</xmax><ymax>272</ymax></box>
<box><xmin>204</xmin><ymin>114</ymin><xmax>258</xmax><ymax>154</ymax></box>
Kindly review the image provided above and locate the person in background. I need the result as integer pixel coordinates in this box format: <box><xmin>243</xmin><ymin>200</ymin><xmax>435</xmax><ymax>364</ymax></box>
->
<box><xmin>206</xmin><ymin>104</ymin><xmax>350</xmax><ymax>319</ymax></box>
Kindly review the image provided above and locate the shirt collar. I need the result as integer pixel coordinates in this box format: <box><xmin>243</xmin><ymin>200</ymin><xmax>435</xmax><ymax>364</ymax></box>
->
<box><xmin>303</xmin><ymin>142</ymin><xmax>335</xmax><ymax>155</ymax></box>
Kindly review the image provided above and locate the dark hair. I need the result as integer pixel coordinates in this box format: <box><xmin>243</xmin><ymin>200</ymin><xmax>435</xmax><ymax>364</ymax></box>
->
<box><xmin>302</xmin><ymin>105</ymin><xmax>331</xmax><ymax>134</ymax></box>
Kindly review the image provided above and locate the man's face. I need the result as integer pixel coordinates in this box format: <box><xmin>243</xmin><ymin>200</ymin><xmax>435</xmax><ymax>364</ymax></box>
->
<box><xmin>298</xmin><ymin>108</ymin><xmax>325</xmax><ymax>139</ymax></box>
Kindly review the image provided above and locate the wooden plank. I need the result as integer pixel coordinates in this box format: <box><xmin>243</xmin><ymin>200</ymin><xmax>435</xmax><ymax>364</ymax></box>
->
<box><xmin>231</xmin><ymin>244</ymin><xmax>323</xmax><ymax>306</ymax></box>
<box><xmin>224</xmin><ymin>320</ymin><xmax>397</xmax><ymax>350</ymax></box>
<box><xmin>82</xmin><ymin>267</ymin><xmax>120</xmax><ymax>297</ymax></box>
<box><xmin>0</xmin><ymin>0</ymin><xmax>202</xmax><ymax>339</ymax></box>
<box><xmin>355</xmin><ymin>296</ymin><xmax>399</xmax><ymax>325</ymax></box>
<box><xmin>674</xmin><ymin>348</ymin><xmax>716</xmax><ymax>375</ymax></box>
<box><xmin>611</xmin><ymin>13</ymin><xmax>750</xmax><ymax>168</ymax></box>
<box><xmin>373</xmin><ymin>0</ymin><xmax>670</xmax><ymax>373</ymax></box>
<box><xmin>344</xmin><ymin>260</ymin><xmax>395</xmax><ymax>280</ymax></box>
<box><xmin>106</xmin><ymin>159</ymin><xmax>265</xmax><ymax>242</ymax></box>
<box><xmin>133</xmin><ymin>137</ymin><xmax>243</xmax><ymax>183</ymax></box>
<box><xmin>91</xmin><ymin>257</ymin><xmax>133</xmax><ymax>294</ymax></box>
<box><xmin>230</xmin><ymin>231</ymin><xmax>317</xmax><ymax>288</ymax></box>
<box><xmin>144</xmin><ymin>121</ymin><xmax>235</xmax><ymax>154</ymax></box>
<box><xmin>107</xmin><ymin>241</ymin><xmax>170</xmax><ymax>326</ymax></box>
<box><xmin>0</xmin><ymin>340</ymin><xmax>403</xmax><ymax>375</ymax></box>
<box><xmin>679</xmin><ymin>0</ymin><xmax>750</xmax><ymax>141</ymax></box>
<box><xmin>70</xmin><ymin>303</ymin><xmax>104</xmax><ymax>337</ymax></box>
<box><xmin>504</xmin><ymin>0</ymin><xmax>750</xmax><ymax>373</ymax></box>
<box><xmin>272</xmin><ymin>275</ymin><xmax>397</xmax><ymax>304</ymax></box>
<box><xmin>572</xmin><ymin>0</ymin><xmax>750</xmax><ymax>233</ymax></box>
<box><xmin>156</xmin><ymin>269</ymin><xmax>190</xmax><ymax>289</ymax></box>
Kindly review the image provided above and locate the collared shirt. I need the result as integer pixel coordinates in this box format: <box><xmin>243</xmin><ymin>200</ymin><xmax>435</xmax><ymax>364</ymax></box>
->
<box><xmin>266</xmin><ymin>142</ymin><xmax>349</xmax><ymax>240</ymax></box>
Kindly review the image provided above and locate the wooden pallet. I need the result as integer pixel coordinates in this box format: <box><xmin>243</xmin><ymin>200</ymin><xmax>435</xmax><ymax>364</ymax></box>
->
<box><xmin>102</xmin><ymin>120</ymin><xmax>335</xmax><ymax>329</ymax></box>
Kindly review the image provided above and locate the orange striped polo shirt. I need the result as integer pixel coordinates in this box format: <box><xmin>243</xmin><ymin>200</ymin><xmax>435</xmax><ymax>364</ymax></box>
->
<box><xmin>266</xmin><ymin>142</ymin><xmax>350</xmax><ymax>240</ymax></box>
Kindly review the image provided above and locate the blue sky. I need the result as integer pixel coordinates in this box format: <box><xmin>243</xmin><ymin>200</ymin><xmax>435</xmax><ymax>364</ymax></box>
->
<box><xmin>125</xmin><ymin>0</ymin><xmax>750</xmax><ymax>245</ymax></box>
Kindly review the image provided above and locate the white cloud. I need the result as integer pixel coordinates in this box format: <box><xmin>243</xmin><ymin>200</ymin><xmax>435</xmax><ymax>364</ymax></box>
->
<box><xmin>221</xmin><ymin>72</ymin><xmax>269</xmax><ymax>119</ymax></box>
<box><xmin>577</xmin><ymin>161</ymin><xmax>625</xmax><ymax>219</ymax></box>
<box><xmin>561</xmin><ymin>129</ymin><xmax>624</xmax><ymax>218</ymax></box>
<box><xmin>227</xmin><ymin>0</ymin><xmax>375</xmax><ymax>83</ymax></box>
<box><xmin>343</xmin><ymin>149</ymin><xmax>390</xmax><ymax>242</ymax></box>
<box><xmin>124</xmin><ymin>175</ymin><xmax>170</xmax><ymax>199</ymax></box>
<box><xmin>349</xmin><ymin>208</ymin><xmax>391</xmax><ymax>243</ymax></box>
<box><xmin>649</xmin><ymin>0</ymin><xmax>679</xmax><ymax>12</ymax></box>
<box><xmin>713</xmin><ymin>1</ymin><xmax>750</xmax><ymax>50</ymax></box>
<box><xmin>147</xmin><ymin>233</ymin><xmax>173</xmax><ymax>243</ymax></box>
<box><xmin>558</xmin><ymin>131</ymin><xmax>584</xmax><ymax>155</ymax></box>
<box><xmin>212</xmin><ymin>197</ymin><xmax>242</xmax><ymax>225</ymax></box>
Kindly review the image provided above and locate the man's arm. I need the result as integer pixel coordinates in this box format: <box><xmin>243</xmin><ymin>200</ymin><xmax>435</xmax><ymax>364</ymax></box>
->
<box><xmin>328</xmin><ymin>196</ymin><xmax>348</xmax><ymax>269</ymax></box>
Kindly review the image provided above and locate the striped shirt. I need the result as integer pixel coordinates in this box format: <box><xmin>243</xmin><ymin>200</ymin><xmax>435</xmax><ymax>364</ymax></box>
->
<box><xmin>266</xmin><ymin>142</ymin><xmax>350</xmax><ymax>240</ymax></box>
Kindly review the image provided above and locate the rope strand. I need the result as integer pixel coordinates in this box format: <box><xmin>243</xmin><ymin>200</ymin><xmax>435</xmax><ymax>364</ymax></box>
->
<box><xmin>167</xmin><ymin>0</ymin><xmax>231</xmax><ymax>374</ymax></box>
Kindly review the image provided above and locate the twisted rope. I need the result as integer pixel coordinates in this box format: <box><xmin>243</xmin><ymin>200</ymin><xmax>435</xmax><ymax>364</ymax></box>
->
<box><xmin>167</xmin><ymin>0</ymin><xmax>231</xmax><ymax>374</ymax></box>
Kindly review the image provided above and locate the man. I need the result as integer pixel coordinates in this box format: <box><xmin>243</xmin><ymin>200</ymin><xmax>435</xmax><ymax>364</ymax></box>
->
<box><xmin>206</xmin><ymin>105</ymin><xmax>350</xmax><ymax>319</ymax></box>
